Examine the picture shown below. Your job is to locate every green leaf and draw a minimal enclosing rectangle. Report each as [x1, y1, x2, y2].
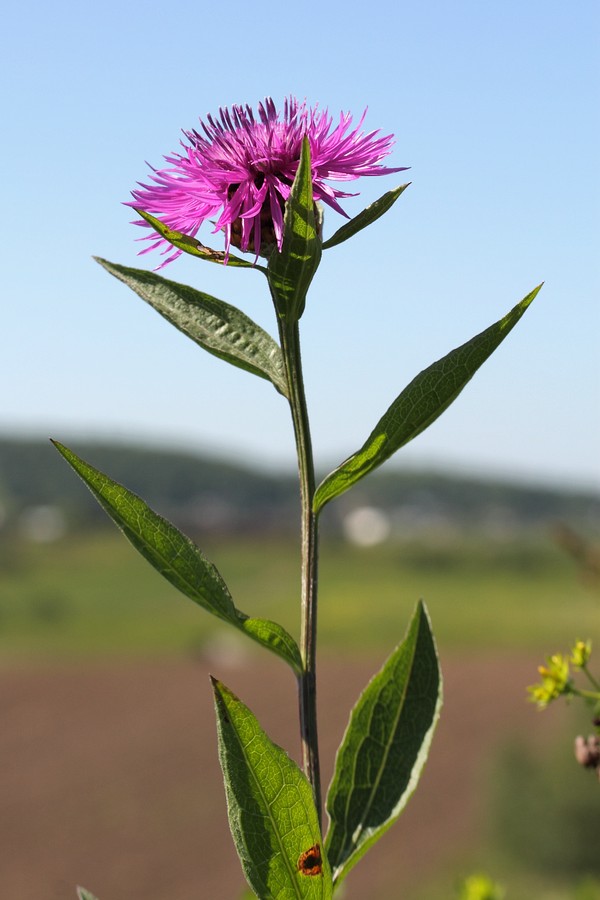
[212, 678, 332, 900]
[321, 183, 410, 250]
[267, 138, 322, 322]
[52, 441, 302, 675]
[135, 208, 267, 271]
[95, 258, 288, 397]
[238, 616, 303, 672]
[76, 889, 99, 900]
[235, 615, 302, 675]
[325, 601, 442, 887]
[314, 284, 542, 512]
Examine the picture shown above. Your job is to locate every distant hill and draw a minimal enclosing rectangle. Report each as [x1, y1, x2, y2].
[0, 437, 598, 538]
[0, 438, 296, 536]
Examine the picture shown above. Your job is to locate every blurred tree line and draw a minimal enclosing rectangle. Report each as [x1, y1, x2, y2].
[0, 437, 598, 539]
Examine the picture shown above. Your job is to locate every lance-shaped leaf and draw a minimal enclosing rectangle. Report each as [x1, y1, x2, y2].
[95, 258, 288, 398]
[314, 284, 542, 512]
[267, 138, 322, 322]
[238, 615, 304, 675]
[212, 678, 332, 900]
[322, 183, 410, 250]
[135, 208, 267, 272]
[52, 442, 302, 675]
[325, 601, 442, 886]
[76, 889, 99, 900]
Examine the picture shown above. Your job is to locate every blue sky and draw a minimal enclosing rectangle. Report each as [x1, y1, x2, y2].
[2, 0, 599, 489]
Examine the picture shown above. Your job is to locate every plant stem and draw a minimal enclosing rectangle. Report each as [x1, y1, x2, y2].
[573, 687, 600, 702]
[278, 316, 322, 827]
[581, 665, 600, 693]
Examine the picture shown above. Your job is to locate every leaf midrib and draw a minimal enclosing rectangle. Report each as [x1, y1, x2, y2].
[226, 698, 306, 900]
[60, 448, 234, 623]
[117, 511, 233, 621]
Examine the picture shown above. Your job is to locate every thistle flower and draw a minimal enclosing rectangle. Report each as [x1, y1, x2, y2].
[128, 97, 406, 266]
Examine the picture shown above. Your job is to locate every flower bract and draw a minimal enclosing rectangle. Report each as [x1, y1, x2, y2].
[128, 97, 406, 266]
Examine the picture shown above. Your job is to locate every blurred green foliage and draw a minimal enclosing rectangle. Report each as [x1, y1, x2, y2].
[491, 736, 600, 878]
[0, 531, 597, 660]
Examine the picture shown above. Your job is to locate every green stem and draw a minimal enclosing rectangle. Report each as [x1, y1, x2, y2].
[573, 687, 600, 702]
[581, 665, 600, 693]
[278, 315, 322, 827]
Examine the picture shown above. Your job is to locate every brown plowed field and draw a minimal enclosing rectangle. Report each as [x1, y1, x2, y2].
[0, 652, 564, 899]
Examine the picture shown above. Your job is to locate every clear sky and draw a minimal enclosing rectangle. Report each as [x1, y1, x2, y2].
[2, 0, 599, 489]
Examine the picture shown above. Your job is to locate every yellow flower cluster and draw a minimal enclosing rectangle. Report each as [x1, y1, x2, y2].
[528, 639, 594, 709]
[570, 639, 592, 669]
[528, 652, 572, 708]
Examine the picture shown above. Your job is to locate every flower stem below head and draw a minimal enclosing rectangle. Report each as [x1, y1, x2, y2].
[277, 315, 322, 828]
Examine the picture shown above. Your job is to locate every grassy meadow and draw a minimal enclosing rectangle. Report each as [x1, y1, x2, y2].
[1, 528, 597, 662]
[2, 527, 599, 899]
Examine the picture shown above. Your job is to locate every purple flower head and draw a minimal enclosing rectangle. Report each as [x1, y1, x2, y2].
[128, 98, 406, 266]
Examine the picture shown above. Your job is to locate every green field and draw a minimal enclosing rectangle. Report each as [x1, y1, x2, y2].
[1, 529, 597, 661]
[2, 529, 599, 900]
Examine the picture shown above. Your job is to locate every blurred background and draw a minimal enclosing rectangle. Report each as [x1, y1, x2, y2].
[1, 1, 599, 898]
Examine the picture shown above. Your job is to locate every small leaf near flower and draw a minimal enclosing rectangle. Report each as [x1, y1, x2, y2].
[135, 209, 263, 270]
[322, 183, 410, 250]
[267, 137, 322, 322]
